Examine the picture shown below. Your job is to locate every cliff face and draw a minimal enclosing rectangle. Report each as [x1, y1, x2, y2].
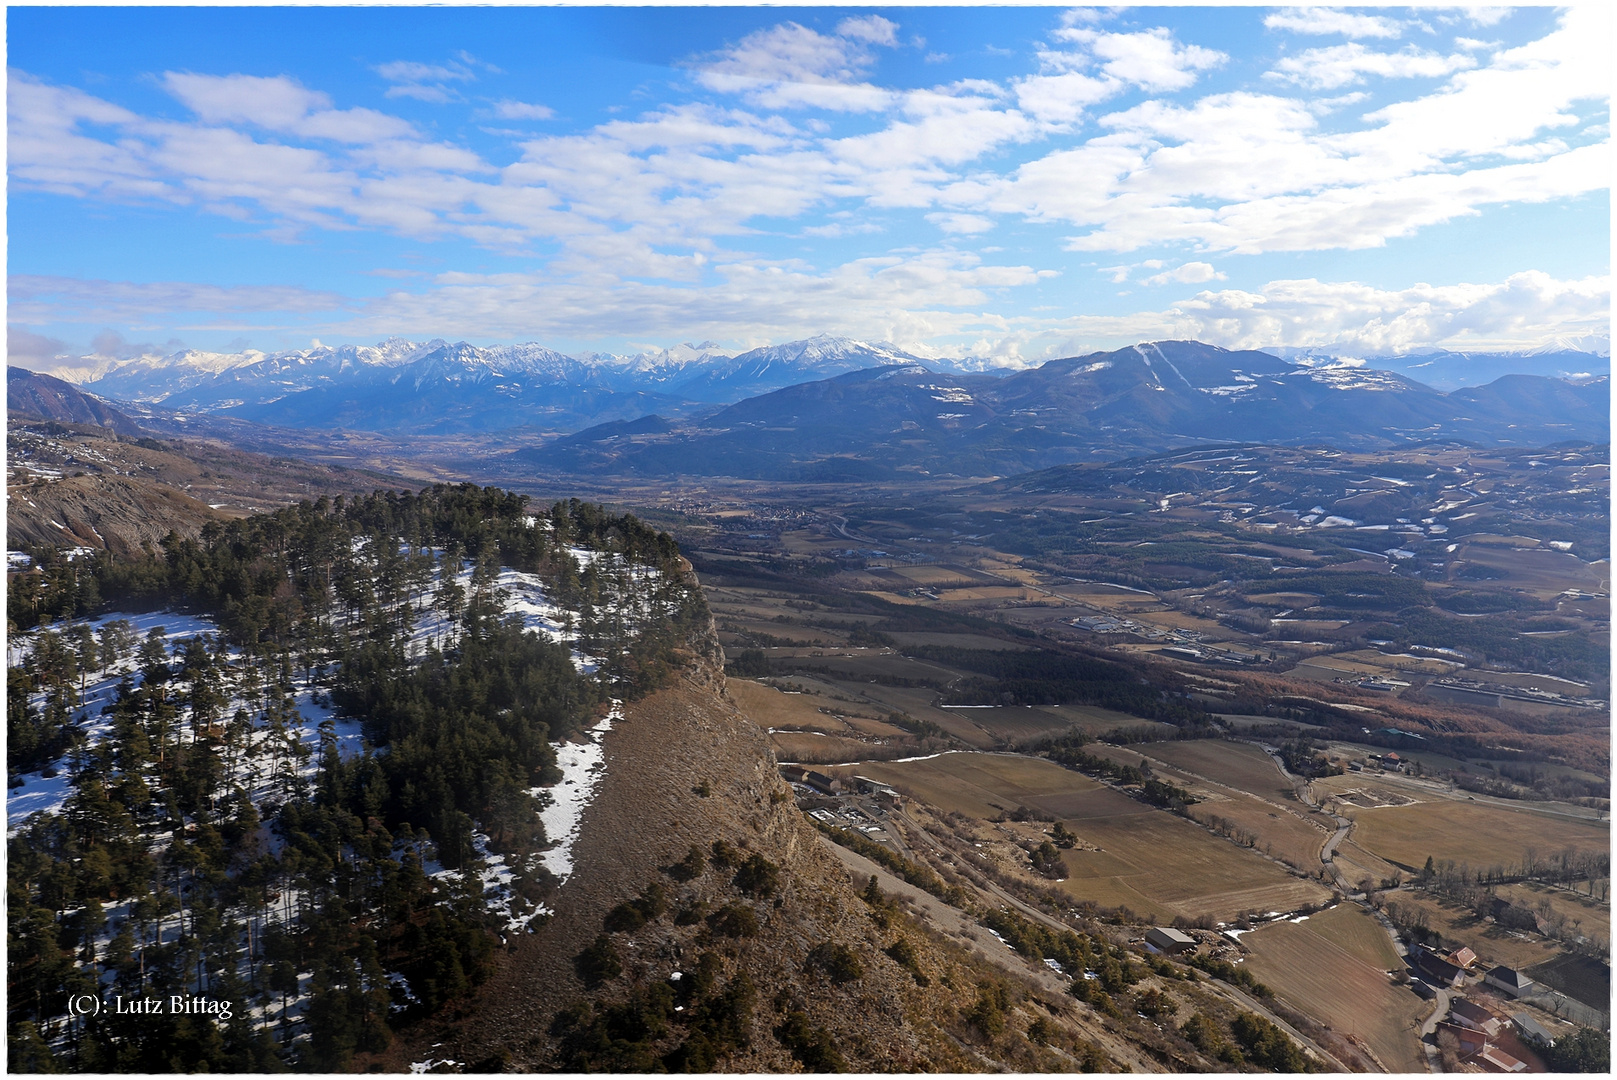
[385, 593, 1199, 1074]
[409, 666, 976, 1070]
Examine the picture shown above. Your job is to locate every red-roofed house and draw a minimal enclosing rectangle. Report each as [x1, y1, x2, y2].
[1450, 997, 1503, 1037]
[1474, 1045, 1527, 1073]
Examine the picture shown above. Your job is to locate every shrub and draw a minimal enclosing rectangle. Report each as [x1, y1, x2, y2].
[573, 934, 622, 988]
[708, 903, 760, 938]
[733, 853, 781, 897]
[776, 1010, 848, 1072]
[805, 942, 864, 984]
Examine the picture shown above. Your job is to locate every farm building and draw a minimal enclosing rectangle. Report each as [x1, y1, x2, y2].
[1450, 997, 1503, 1037]
[1509, 1013, 1554, 1047]
[779, 765, 809, 785]
[1145, 927, 1197, 954]
[1413, 948, 1465, 987]
[1449, 946, 1478, 969]
[1485, 966, 1536, 998]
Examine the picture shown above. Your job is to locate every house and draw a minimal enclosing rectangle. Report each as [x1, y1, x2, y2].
[1509, 1013, 1554, 1047]
[1145, 927, 1197, 954]
[1485, 966, 1535, 998]
[1384, 752, 1402, 765]
[1473, 1045, 1527, 1073]
[1449, 946, 1478, 969]
[1435, 1021, 1487, 1056]
[1413, 949, 1465, 987]
[1450, 997, 1503, 1037]
[779, 765, 809, 785]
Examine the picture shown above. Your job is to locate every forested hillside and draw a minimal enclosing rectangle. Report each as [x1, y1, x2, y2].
[7, 485, 711, 1071]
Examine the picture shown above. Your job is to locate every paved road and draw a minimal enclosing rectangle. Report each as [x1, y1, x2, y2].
[1417, 986, 1451, 1072]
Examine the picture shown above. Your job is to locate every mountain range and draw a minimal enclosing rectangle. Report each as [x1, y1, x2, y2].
[53, 335, 939, 434]
[14, 337, 1609, 480]
[521, 341, 1610, 479]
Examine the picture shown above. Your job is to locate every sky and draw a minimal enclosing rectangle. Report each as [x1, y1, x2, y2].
[6, 4, 1611, 373]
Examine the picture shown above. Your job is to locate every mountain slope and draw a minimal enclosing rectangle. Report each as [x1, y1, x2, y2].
[65, 335, 947, 433]
[517, 341, 1612, 479]
[8, 366, 146, 436]
[6, 416, 406, 554]
[411, 668, 1174, 1073]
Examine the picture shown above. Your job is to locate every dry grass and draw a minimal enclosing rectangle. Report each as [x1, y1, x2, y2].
[728, 679, 853, 733]
[1241, 906, 1427, 1073]
[1146, 740, 1295, 803]
[1347, 799, 1609, 874]
[770, 731, 900, 765]
[1495, 881, 1611, 943]
[848, 752, 1103, 820]
[853, 752, 1331, 921]
[1383, 892, 1563, 971]
[1036, 704, 1169, 737]
[1055, 808, 1331, 922]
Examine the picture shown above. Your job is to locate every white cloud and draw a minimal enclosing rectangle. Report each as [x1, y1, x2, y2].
[1056, 27, 1226, 92]
[1013, 70, 1119, 126]
[162, 73, 418, 143]
[1141, 261, 1224, 286]
[375, 55, 484, 103]
[1268, 44, 1477, 90]
[836, 15, 899, 48]
[336, 249, 1048, 344]
[980, 271, 1610, 361]
[8, 274, 347, 326]
[1264, 7, 1403, 40]
[1161, 272, 1612, 354]
[375, 60, 476, 84]
[492, 99, 555, 121]
[926, 212, 994, 235]
[1465, 8, 1513, 29]
[692, 20, 898, 112]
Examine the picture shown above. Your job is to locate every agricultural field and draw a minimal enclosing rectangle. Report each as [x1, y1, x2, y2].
[1342, 796, 1609, 875]
[730, 679, 858, 732]
[847, 752, 1332, 922]
[846, 751, 1100, 821]
[1146, 739, 1296, 803]
[1241, 905, 1427, 1074]
[770, 731, 893, 766]
[1524, 952, 1612, 1014]
[1054, 804, 1331, 922]
[1383, 892, 1567, 972]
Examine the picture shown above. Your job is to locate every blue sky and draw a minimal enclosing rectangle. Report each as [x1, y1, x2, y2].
[7, 4, 1610, 372]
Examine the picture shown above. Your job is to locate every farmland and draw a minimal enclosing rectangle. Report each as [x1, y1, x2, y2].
[1241, 905, 1428, 1073]
[1147, 739, 1296, 803]
[1382, 892, 1568, 972]
[845, 751, 1332, 923]
[1341, 795, 1609, 875]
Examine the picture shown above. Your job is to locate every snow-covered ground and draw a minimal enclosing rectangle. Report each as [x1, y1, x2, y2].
[536, 702, 619, 881]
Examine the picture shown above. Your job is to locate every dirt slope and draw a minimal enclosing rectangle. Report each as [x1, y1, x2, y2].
[390, 660, 1174, 1072]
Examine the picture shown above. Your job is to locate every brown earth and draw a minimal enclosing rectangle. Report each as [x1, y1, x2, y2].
[388, 663, 1168, 1072]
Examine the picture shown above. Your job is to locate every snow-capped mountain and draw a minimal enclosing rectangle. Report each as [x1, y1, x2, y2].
[61, 334, 940, 430]
[1267, 344, 1610, 392]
